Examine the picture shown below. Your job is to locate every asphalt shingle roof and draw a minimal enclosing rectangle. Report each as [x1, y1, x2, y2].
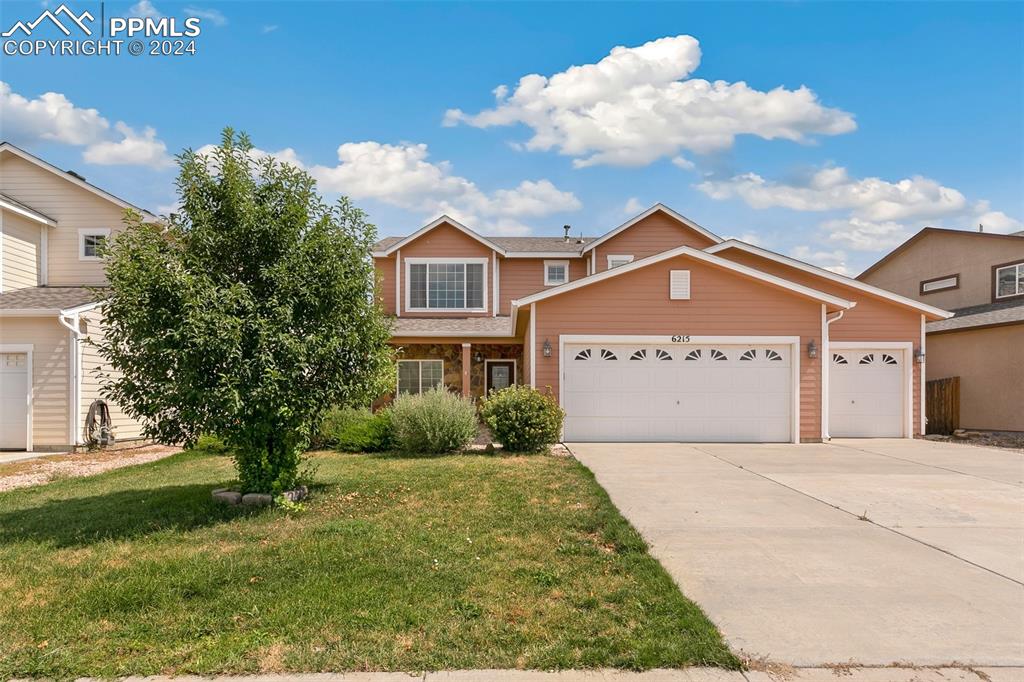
[391, 316, 514, 336]
[373, 235, 593, 254]
[926, 299, 1024, 332]
[0, 287, 101, 311]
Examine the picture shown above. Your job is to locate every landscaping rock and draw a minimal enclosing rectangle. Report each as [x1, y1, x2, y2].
[241, 492, 273, 506]
[281, 485, 308, 502]
[952, 429, 968, 438]
[212, 489, 242, 505]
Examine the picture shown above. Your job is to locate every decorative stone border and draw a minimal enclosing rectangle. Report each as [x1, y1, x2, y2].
[212, 485, 308, 506]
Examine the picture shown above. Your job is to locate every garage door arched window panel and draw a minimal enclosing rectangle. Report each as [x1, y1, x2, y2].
[881, 353, 898, 366]
[629, 349, 647, 361]
[709, 349, 728, 361]
[655, 349, 673, 361]
[765, 349, 783, 362]
[574, 348, 592, 361]
[684, 349, 702, 361]
[600, 348, 618, 361]
[858, 354, 875, 365]
[739, 349, 757, 361]
[833, 353, 848, 365]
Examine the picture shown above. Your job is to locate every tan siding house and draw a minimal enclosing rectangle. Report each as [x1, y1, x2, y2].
[373, 203, 949, 443]
[859, 227, 1024, 432]
[0, 143, 158, 451]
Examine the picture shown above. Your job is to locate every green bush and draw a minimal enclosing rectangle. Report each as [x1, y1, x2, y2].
[480, 385, 564, 453]
[390, 387, 478, 454]
[192, 434, 233, 456]
[315, 406, 394, 452]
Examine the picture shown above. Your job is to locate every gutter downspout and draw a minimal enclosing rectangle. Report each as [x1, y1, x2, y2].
[57, 310, 82, 447]
[821, 308, 845, 441]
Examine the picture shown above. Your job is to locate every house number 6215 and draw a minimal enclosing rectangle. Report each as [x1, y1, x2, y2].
[671, 335, 691, 343]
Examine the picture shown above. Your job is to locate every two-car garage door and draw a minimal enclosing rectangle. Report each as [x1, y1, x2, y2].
[563, 342, 793, 442]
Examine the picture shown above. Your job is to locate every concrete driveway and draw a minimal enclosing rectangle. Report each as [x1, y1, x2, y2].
[569, 439, 1024, 667]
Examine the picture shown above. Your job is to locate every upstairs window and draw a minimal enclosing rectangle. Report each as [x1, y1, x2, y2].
[994, 262, 1024, 300]
[607, 254, 634, 269]
[544, 260, 569, 286]
[920, 274, 959, 295]
[407, 259, 487, 311]
[79, 228, 110, 261]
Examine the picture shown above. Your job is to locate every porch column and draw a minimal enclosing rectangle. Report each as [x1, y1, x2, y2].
[461, 343, 472, 398]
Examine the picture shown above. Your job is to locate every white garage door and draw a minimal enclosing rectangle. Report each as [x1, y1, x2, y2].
[563, 342, 793, 442]
[829, 349, 906, 437]
[0, 352, 29, 450]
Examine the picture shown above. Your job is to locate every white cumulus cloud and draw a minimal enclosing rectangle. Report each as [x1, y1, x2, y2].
[790, 245, 850, 276]
[184, 6, 227, 26]
[444, 35, 856, 168]
[623, 197, 644, 215]
[129, 0, 162, 18]
[198, 140, 581, 236]
[0, 82, 173, 169]
[696, 164, 1022, 251]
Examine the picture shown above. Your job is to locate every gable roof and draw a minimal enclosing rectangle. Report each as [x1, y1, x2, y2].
[372, 215, 507, 257]
[580, 203, 722, 253]
[857, 227, 1024, 280]
[0, 142, 161, 223]
[0, 192, 57, 226]
[512, 243, 854, 310]
[706, 240, 952, 320]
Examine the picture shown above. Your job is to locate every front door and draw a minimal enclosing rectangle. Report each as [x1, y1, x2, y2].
[485, 361, 515, 395]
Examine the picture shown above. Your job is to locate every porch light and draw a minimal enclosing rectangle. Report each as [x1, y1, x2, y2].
[474, 350, 483, 363]
[914, 349, 925, 364]
[807, 339, 817, 359]
[542, 339, 552, 357]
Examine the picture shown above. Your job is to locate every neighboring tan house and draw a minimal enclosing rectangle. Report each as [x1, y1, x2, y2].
[0, 142, 157, 451]
[374, 205, 951, 443]
[858, 227, 1024, 432]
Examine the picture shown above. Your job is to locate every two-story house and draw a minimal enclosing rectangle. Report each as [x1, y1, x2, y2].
[374, 205, 952, 443]
[859, 227, 1024, 432]
[0, 142, 154, 451]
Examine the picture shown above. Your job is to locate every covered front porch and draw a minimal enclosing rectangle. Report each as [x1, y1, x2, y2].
[389, 315, 528, 400]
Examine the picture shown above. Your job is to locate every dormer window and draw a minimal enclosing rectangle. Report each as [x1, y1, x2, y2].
[406, 258, 488, 312]
[544, 260, 569, 286]
[78, 228, 110, 261]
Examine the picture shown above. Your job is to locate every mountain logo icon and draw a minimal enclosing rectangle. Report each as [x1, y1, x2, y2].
[2, 4, 95, 38]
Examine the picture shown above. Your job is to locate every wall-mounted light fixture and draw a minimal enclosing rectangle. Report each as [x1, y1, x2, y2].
[474, 350, 483, 364]
[807, 339, 818, 359]
[542, 339, 552, 357]
[914, 349, 925, 364]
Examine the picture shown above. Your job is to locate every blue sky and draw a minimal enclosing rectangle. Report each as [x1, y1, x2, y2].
[2, 1, 1022, 274]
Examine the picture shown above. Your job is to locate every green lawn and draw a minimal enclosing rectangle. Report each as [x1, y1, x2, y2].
[0, 449, 737, 678]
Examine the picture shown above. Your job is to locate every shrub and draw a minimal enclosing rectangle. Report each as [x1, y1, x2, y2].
[193, 434, 233, 456]
[390, 388, 478, 454]
[480, 385, 564, 453]
[315, 406, 394, 452]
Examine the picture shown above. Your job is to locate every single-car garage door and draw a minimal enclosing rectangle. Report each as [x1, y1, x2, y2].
[829, 348, 907, 437]
[1, 352, 29, 450]
[563, 341, 793, 442]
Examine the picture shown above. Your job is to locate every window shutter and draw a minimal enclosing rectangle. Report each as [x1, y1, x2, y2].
[670, 270, 691, 300]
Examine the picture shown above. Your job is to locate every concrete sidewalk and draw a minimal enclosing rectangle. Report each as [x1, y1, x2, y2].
[65, 667, 1024, 681]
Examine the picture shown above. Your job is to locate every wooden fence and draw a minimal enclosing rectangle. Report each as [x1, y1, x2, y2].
[926, 376, 960, 434]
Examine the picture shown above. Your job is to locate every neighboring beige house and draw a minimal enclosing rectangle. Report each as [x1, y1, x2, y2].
[859, 227, 1024, 432]
[0, 142, 158, 451]
[374, 205, 951, 443]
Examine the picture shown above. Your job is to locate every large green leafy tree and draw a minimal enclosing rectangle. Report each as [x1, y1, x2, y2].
[99, 129, 394, 493]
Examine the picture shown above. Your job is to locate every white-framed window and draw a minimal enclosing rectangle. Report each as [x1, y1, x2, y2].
[405, 258, 488, 311]
[543, 260, 569, 286]
[397, 359, 444, 395]
[607, 254, 634, 269]
[78, 228, 111, 261]
[994, 261, 1024, 299]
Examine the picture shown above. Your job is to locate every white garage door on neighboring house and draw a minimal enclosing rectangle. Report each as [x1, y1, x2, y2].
[0, 352, 30, 450]
[562, 340, 794, 443]
[829, 347, 908, 438]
